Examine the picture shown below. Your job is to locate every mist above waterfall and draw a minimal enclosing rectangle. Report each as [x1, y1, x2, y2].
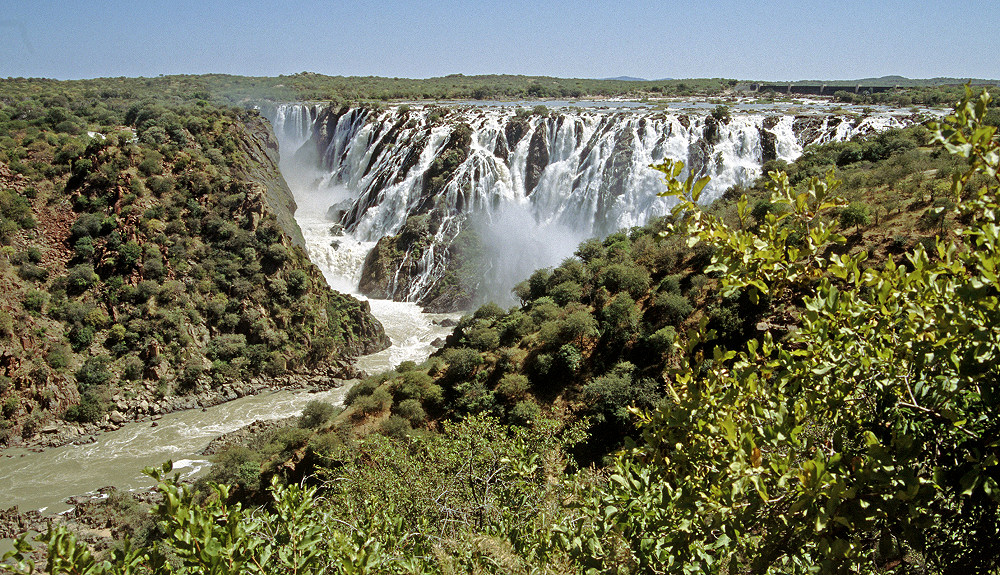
[470, 204, 588, 307]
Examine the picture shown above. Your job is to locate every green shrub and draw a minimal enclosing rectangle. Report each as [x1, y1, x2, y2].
[286, 269, 310, 295]
[395, 360, 417, 373]
[73, 236, 95, 260]
[17, 262, 49, 282]
[599, 263, 650, 298]
[647, 326, 677, 356]
[45, 342, 71, 369]
[496, 373, 530, 401]
[68, 324, 95, 352]
[117, 240, 142, 269]
[466, 326, 500, 351]
[76, 355, 112, 388]
[839, 201, 871, 230]
[548, 280, 581, 306]
[67, 263, 99, 293]
[499, 310, 535, 345]
[351, 387, 391, 419]
[600, 293, 640, 343]
[394, 399, 426, 426]
[344, 377, 382, 405]
[178, 360, 205, 391]
[64, 391, 106, 423]
[453, 380, 498, 415]
[653, 292, 693, 326]
[380, 415, 412, 438]
[472, 301, 504, 321]
[207, 334, 247, 361]
[122, 354, 144, 381]
[510, 400, 541, 426]
[299, 400, 338, 429]
[70, 213, 104, 240]
[21, 415, 39, 439]
[0, 310, 12, 338]
[394, 370, 435, 401]
[658, 274, 682, 295]
[204, 446, 261, 491]
[2, 396, 17, 418]
[528, 297, 560, 324]
[442, 347, 483, 380]
[23, 289, 47, 313]
[556, 343, 582, 374]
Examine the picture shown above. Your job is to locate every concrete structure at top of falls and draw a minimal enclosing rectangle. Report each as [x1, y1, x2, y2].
[260, 101, 912, 311]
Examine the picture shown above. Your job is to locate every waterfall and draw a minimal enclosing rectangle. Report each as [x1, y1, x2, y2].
[265, 103, 320, 153]
[261, 102, 911, 309]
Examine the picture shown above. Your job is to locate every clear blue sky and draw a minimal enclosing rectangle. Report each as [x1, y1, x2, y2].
[1, 0, 997, 81]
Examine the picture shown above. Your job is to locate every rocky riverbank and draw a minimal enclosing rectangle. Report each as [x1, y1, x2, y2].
[200, 416, 298, 456]
[0, 486, 164, 562]
[3, 364, 363, 454]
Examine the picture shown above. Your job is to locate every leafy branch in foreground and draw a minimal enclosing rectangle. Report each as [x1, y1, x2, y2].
[568, 87, 1000, 573]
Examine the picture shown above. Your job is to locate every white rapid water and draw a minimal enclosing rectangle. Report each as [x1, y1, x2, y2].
[260, 101, 912, 307]
[291, 181, 457, 375]
[0, 386, 351, 515]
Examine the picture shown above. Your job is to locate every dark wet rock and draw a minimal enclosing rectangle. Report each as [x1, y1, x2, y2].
[793, 115, 827, 146]
[421, 289, 474, 314]
[593, 132, 636, 235]
[0, 506, 46, 539]
[525, 122, 549, 195]
[759, 127, 778, 163]
[504, 117, 529, 149]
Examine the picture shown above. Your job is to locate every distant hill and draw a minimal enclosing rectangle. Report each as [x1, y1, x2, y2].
[602, 76, 676, 82]
[761, 76, 999, 87]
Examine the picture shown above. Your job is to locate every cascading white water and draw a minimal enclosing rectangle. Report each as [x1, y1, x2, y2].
[290, 179, 457, 375]
[264, 102, 320, 152]
[262, 101, 911, 307]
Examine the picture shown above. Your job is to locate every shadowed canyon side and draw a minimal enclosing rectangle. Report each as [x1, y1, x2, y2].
[262, 103, 911, 311]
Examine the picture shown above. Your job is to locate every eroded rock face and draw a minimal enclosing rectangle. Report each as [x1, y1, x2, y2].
[793, 115, 827, 146]
[494, 116, 529, 163]
[595, 133, 636, 235]
[525, 122, 549, 195]
[233, 113, 305, 247]
[703, 115, 722, 145]
[687, 138, 714, 180]
[357, 212, 477, 313]
[358, 235, 403, 300]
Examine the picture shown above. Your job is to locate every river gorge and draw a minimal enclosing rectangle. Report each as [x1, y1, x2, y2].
[1, 96, 918, 521]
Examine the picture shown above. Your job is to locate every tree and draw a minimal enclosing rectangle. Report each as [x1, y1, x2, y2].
[839, 201, 870, 231]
